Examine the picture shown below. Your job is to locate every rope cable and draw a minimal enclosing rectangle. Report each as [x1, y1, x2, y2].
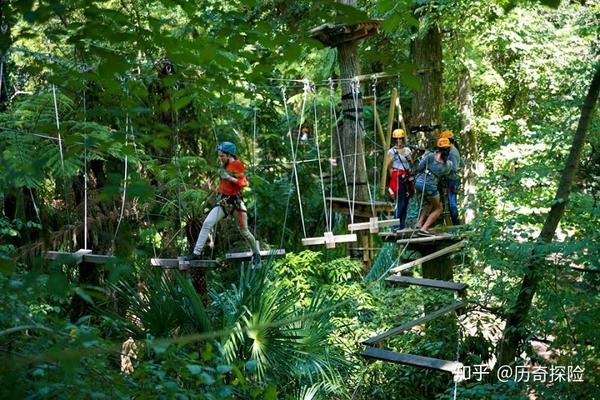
[310, 82, 330, 232]
[329, 78, 353, 225]
[82, 87, 88, 250]
[284, 83, 308, 237]
[250, 84, 258, 237]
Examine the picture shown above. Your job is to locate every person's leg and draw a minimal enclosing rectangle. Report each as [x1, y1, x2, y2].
[397, 181, 408, 229]
[234, 202, 260, 257]
[417, 203, 431, 229]
[448, 179, 460, 225]
[192, 206, 225, 255]
[422, 196, 442, 231]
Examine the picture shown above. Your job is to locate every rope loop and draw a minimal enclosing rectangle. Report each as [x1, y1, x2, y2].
[327, 77, 334, 91]
[1, 24, 8, 34]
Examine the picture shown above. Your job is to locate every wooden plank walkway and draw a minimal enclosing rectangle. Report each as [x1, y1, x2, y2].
[362, 301, 467, 345]
[46, 250, 116, 265]
[150, 258, 216, 269]
[361, 347, 463, 374]
[386, 275, 468, 294]
[225, 249, 286, 260]
[390, 241, 465, 273]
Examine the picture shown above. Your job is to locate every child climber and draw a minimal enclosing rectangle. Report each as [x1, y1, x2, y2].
[184, 141, 261, 267]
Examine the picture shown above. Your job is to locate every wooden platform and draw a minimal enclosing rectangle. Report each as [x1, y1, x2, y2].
[325, 197, 393, 218]
[361, 347, 463, 374]
[386, 275, 468, 294]
[150, 258, 217, 269]
[225, 249, 286, 260]
[363, 301, 466, 346]
[46, 250, 116, 265]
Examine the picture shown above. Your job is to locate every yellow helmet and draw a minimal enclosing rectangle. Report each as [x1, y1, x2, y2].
[441, 130, 454, 139]
[437, 137, 451, 148]
[392, 129, 406, 139]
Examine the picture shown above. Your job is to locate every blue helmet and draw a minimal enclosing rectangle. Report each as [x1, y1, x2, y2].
[217, 141, 236, 156]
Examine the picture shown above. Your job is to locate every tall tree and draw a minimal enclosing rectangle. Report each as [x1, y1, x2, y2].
[496, 64, 600, 367]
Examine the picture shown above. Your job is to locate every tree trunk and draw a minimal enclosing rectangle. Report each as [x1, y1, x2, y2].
[496, 64, 600, 368]
[410, 16, 447, 280]
[410, 21, 443, 148]
[457, 66, 482, 223]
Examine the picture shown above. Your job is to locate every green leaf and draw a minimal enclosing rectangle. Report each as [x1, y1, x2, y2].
[74, 287, 94, 304]
[47, 272, 69, 297]
[539, 0, 561, 8]
[186, 364, 203, 375]
[0, 256, 16, 275]
[264, 385, 277, 400]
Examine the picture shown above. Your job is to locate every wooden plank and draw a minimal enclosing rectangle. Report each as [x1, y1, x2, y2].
[394, 233, 464, 245]
[83, 254, 117, 264]
[150, 258, 216, 269]
[348, 218, 400, 232]
[386, 275, 468, 293]
[390, 241, 465, 273]
[225, 249, 286, 260]
[362, 301, 466, 345]
[46, 250, 90, 265]
[301, 233, 357, 246]
[361, 347, 463, 374]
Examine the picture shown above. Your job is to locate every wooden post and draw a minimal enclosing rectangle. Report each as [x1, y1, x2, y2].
[379, 88, 397, 196]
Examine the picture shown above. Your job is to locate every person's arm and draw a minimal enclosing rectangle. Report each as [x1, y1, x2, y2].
[415, 153, 429, 173]
[385, 149, 393, 174]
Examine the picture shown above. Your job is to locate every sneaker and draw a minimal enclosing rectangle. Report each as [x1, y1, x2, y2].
[251, 253, 261, 269]
[181, 253, 201, 262]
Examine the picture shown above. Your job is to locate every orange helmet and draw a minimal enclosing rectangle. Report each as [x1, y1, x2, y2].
[441, 130, 454, 139]
[392, 129, 406, 139]
[437, 137, 451, 148]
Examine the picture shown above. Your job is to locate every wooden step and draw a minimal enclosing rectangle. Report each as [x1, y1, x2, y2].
[150, 258, 216, 269]
[225, 249, 286, 260]
[361, 347, 462, 374]
[390, 240, 465, 273]
[386, 275, 468, 293]
[362, 301, 466, 345]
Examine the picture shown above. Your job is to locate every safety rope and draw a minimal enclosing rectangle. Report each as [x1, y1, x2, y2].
[82, 84, 88, 250]
[371, 76, 378, 199]
[249, 83, 258, 237]
[351, 77, 377, 217]
[282, 83, 308, 237]
[310, 82, 330, 232]
[50, 79, 73, 231]
[329, 78, 353, 226]
[112, 112, 130, 250]
[278, 86, 296, 249]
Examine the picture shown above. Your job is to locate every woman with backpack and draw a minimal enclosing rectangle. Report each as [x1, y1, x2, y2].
[184, 141, 261, 266]
[414, 137, 456, 235]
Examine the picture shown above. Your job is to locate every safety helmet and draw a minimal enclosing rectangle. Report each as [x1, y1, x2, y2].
[437, 137, 451, 148]
[441, 130, 454, 139]
[392, 129, 406, 139]
[217, 141, 236, 156]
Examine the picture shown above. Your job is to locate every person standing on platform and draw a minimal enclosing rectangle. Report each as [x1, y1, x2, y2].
[386, 129, 413, 232]
[414, 138, 456, 235]
[440, 130, 463, 226]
